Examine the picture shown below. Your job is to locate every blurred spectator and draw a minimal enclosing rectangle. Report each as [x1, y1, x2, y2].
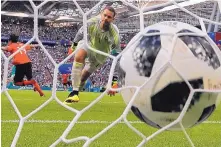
[1, 16, 135, 88]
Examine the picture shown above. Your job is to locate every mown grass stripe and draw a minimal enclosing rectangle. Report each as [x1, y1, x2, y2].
[2, 120, 221, 124]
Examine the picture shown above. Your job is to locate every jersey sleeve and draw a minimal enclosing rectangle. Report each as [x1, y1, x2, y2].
[6, 45, 13, 52]
[18, 43, 31, 51]
[73, 16, 99, 43]
[111, 24, 121, 53]
[25, 44, 31, 50]
[73, 26, 84, 43]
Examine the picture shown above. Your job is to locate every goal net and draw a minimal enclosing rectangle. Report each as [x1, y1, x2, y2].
[1, 0, 221, 147]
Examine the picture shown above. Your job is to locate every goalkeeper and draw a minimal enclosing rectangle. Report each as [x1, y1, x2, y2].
[64, 6, 120, 104]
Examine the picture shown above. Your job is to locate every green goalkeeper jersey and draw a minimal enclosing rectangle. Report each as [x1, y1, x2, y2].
[73, 16, 121, 63]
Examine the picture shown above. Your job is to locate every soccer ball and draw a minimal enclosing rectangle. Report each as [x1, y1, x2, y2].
[119, 21, 221, 130]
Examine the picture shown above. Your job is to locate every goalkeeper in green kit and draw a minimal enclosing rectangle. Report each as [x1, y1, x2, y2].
[64, 6, 121, 104]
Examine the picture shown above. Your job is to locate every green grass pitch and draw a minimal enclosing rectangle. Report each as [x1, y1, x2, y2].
[1, 90, 221, 147]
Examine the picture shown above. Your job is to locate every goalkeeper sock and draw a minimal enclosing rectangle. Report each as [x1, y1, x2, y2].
[71, 61, 84, 91]
[79, 69, 92, 91]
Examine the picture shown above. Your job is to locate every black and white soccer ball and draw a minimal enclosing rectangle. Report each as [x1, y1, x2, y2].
[119, 21, 221, 130]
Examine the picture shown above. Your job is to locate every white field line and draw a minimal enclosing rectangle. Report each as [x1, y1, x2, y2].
[1, 120, 221, 124]
[2, 99, 123, 104]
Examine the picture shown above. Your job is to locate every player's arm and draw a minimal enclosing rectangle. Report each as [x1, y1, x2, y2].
[26, 44, 39, 51]
[71, 26, 84, 50]
[2, 43, 38, 52]
[1, 46, 8, 51]
[112, 35, 121, 55]
[108, 25, 121, 96]
[111, 24, 121, 56]
[30, 44, 39, 48]
[2, 45, 13, 52]
[71, 19, 95, 50]
[20, 44, 38, 51]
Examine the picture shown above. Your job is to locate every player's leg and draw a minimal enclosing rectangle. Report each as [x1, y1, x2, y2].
[13, 64, 39, 91]
[67, 81, 71, 89]
[79, 69, 91, 91]
[66, 74, 72, 90]
[62, 74, 69, 91]
[14, 63, 34, 86]
[63, 83, 67, 91]
[64, 48, 87, 104]
[13, 64, 26, 86]
[7, 74, 15, 88]
[79, 61, 101, 91]
[25, 62, 44, 97]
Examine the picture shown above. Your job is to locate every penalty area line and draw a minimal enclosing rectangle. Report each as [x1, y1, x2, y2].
[1, 120, 221, 124]
[7, 99, 123, 104]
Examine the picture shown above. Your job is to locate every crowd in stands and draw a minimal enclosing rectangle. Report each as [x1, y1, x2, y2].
[1, 17, 134, 89]
[1, 17, 78, 42]
[1, 17, 221, 89]
[120, 32, 137, 44]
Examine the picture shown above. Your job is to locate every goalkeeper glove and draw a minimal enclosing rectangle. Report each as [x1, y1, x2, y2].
[71, 42, 78, 51]
[107, 82, 118, 97]
[111, 49, 118, 56]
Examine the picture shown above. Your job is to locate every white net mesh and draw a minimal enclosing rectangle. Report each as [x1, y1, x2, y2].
[1, 0, 221, 147]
